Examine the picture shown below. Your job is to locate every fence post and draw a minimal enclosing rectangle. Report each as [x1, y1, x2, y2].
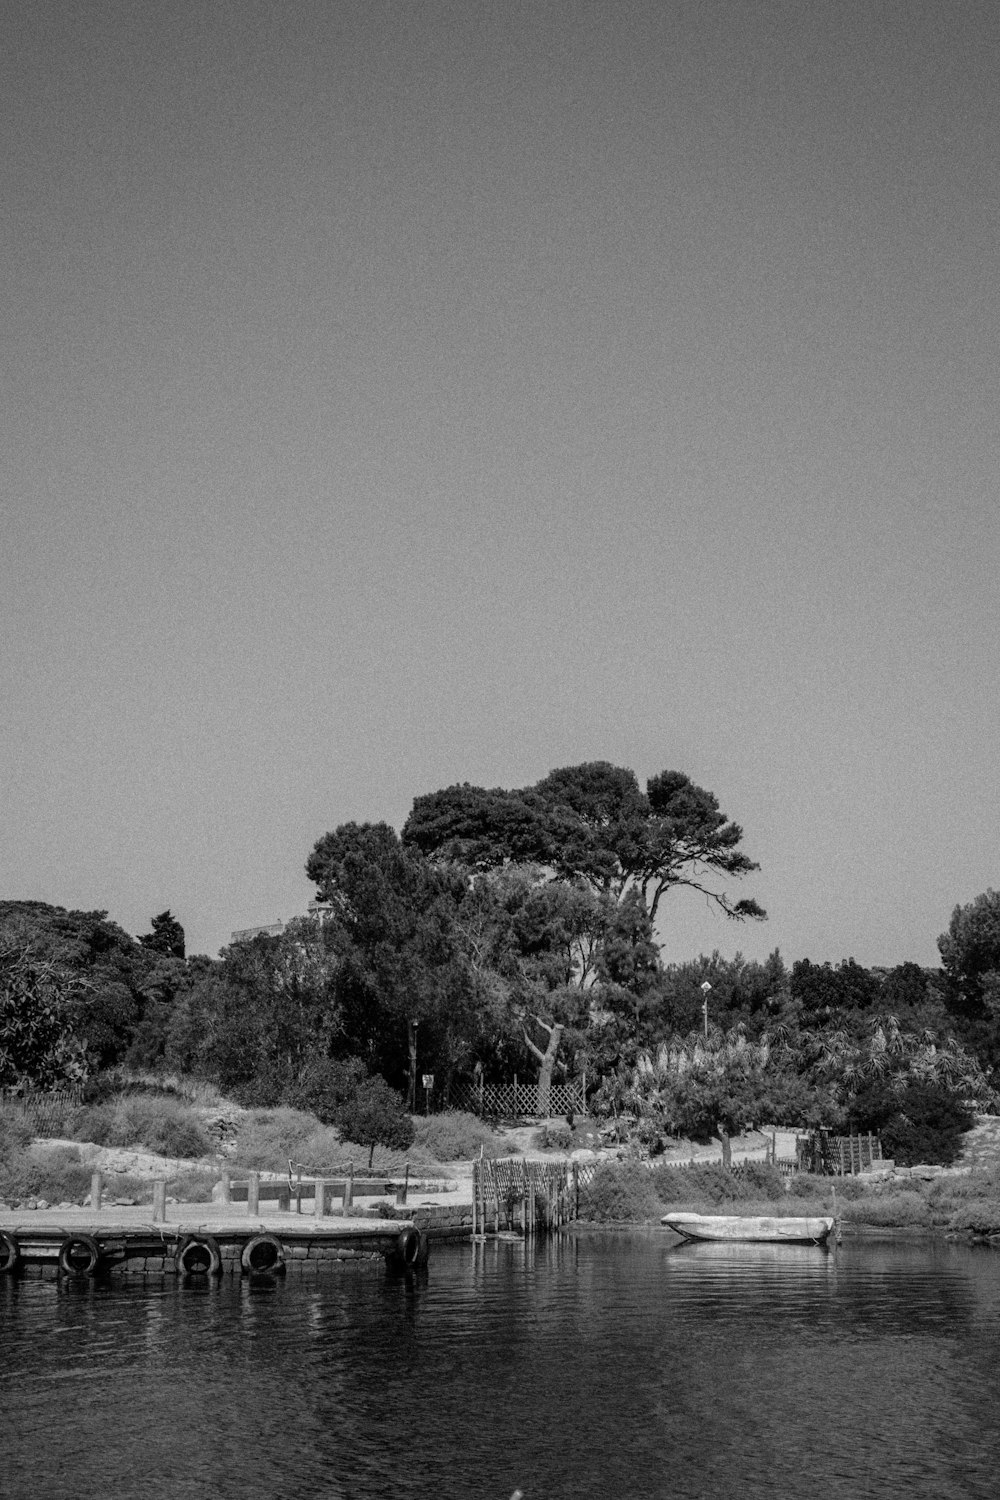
[314, 1179, 327, 1219]
[344, 1163, 354, 1209]
[152, 1180, 167, 1223]
[219, 1170, 231, 1204]
[513, 1075, 518, 1117]
[90, 1172, 103, 1212]
[247, 1171, 260, 1214]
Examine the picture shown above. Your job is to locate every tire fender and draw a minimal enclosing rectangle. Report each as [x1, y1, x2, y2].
[176, 1235, 223, 1277]
[0, 1230, 20, 1274]
[395, 1227, 421, 1268]
[58, 1234, 101, 1277]
[241, 1234, 285, 1275]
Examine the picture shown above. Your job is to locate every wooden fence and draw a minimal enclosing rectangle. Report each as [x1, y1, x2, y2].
[452, 1080, 586, 1120]
[0, 1086, 83, 1133]
[473, 1156, 577, 1236]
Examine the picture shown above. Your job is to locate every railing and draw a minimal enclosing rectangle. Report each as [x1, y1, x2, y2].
[451, 1080, 586, 1120]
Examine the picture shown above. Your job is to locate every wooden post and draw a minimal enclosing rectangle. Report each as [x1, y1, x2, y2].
[152, 1179, 167, 1223]
[344, 1163, 354, 1209]
[90, 1171, 103, 1212]
[472, 1162, 478, 1239]
[296, 1167, 302, 1214]
[573, 1162, 579, 1221]
[219, 1170, 232, 1204]
[247, 1171, 260, 1215]
[314, 1179, 327, 1219]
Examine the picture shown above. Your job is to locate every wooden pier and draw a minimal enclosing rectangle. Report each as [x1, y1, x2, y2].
[0, 1167, 436, 1279]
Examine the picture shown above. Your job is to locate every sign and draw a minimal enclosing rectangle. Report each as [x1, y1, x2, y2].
[422, 1074, 434, 1089]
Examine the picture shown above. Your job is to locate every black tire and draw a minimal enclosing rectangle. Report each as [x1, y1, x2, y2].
[241, 1234, 285, 1275]
[58, 1234, 101, 1277]
[176, 1235, 223, 1277]
[0, 1230, 20, 1275]
[396, 1227, 421, 1268]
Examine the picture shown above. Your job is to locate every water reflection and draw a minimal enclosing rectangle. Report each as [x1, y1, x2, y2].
[2, 1235, 1000, 1498]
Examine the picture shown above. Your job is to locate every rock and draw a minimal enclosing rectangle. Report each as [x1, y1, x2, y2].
[36, 1199, 49, 1210]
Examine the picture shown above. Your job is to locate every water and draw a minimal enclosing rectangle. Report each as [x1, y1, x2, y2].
[2, 1232, 1000, 1499]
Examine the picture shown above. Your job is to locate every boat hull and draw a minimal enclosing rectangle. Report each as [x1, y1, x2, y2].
[661, 1213, 834, 1245]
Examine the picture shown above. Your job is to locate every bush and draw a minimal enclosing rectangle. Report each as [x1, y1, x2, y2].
[947, 1203, 1000, 1235]
[0, 1106, 32, 1164]
[70, 1102, 116, 1145]
[413, 1111, 503, 1162]
[849, 1080, 974, 1166]
[839, 1191, 931, 1228]
[0, 1144, 93, 1205]
[533, 1121, 574, 1152]
[105, 1096, 213, 1158]
[232, 1109, 322, 1171]
[578, 1160, 664, 1223]
[652, 1161, 784, 1206]
[165, 1168, 218, 1202]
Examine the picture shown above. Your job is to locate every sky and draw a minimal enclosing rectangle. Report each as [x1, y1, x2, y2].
[3, 0, 999, 969]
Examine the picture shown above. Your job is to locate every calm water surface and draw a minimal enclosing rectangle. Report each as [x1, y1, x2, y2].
[2, 1231, 999, 1499]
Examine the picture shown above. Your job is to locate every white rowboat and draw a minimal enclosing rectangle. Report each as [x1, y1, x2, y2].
[661, 1213, 835, 1245]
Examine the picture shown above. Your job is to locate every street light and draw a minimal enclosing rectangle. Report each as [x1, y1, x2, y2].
[700, 981, 712, 1039]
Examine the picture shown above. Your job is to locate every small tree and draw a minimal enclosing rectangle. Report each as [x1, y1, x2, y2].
[0, 946, 90, 1089]
[335, 1075, 415, 1168]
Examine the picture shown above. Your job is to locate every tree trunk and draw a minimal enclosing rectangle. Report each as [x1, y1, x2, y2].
[522, 1016, 564, 1118]
[719, 1125, 732, 1170]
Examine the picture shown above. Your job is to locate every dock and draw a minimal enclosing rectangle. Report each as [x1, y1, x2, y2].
[0, 1202, 430, 1277]
[0, 1164, 477, 1278]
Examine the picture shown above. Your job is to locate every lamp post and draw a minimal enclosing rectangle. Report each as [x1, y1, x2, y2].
[408, 1019, 419, 1112]
[701, 981, 712, 1040]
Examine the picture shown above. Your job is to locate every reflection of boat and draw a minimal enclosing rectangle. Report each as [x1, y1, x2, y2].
[661, 1213, 834, 1245]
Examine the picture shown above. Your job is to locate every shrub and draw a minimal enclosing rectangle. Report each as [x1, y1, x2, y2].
[652, 1161, 784, 1206]
[70, 1102, 116, 1145]
[413, 1111, 503, 1162]
[948, 1203, 1000, 1235]
[105, 1096, 213, 1159]
[232, 1109, 321, 1171]
[849, 1080, 974, 1166]
[165, 1168, 217, 1202]
[534, 1121, 574, 1152]
[0, 1106, 32, 1164]
[578, 1160, 663, 1223]
[0, 1144, 93, 1205]
[839, 1191, 931, 1228]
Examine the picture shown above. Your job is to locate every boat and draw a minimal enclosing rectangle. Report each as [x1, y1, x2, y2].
[661, 1213, 835, 1245]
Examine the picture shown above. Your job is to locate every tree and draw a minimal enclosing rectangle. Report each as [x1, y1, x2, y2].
[521, 1013, 564, 1115]
[335, 1074, 415, 1168]
[0, 901, 161, 1067]
[139, 910, 186, 960]
[403, 761, 765, 926]
[306, 822, 482, 1100]
[0, 946, 91, 1089]
[193, 918, 343, 1103]
[938, 889, 1000, 1017]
